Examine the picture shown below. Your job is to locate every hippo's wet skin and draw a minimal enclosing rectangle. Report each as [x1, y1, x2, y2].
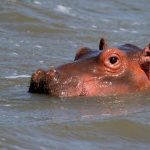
[29, 38, 150, 97]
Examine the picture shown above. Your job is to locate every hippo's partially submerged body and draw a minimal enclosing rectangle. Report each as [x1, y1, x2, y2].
[29, 38, 150, 97]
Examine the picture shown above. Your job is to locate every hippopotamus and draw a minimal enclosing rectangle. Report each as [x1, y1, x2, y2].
[29, 38, 150, 97]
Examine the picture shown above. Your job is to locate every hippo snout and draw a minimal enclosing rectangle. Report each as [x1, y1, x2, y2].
[29, 69, 46, 93]
[29, 68, 85, 97]
[29, 69, 59, 94]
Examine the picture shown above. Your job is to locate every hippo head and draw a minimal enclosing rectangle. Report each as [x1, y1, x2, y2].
[29, 38, 150, 97]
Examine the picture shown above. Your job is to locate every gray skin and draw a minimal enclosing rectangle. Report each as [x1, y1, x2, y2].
[29, 38, 150, 97]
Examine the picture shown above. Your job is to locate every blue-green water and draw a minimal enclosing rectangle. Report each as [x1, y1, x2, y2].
[0, 0, 150, 149]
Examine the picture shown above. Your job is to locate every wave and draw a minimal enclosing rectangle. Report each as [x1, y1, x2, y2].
[4, 75, 30, 79]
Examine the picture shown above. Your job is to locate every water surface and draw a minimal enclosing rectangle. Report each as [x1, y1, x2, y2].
[0, 0, 150, 149]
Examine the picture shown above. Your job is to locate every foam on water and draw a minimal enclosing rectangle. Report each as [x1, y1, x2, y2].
[3, 104, 12, 107]
[15, 43, 20, 47]
[55, 5, 72, 15]
[11, 52, 18, 56]
[33, 1, 41, 5]
[39, 60, 44, 64]
[120, 28, 128, 32]
[4, 75, 30, 79]
[34, 45, 43, 49]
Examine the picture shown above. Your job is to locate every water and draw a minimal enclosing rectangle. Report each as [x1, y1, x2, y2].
[0, 0, 150, 149]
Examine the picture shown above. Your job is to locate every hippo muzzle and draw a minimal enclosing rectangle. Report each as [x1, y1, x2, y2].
[29, 68, 84, 97]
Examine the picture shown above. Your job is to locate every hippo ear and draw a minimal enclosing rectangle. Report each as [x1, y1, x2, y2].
[99, 38, 108, 50]
[74, 47, 92, 61]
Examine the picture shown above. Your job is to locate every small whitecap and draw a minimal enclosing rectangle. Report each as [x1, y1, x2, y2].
[12, 52, 18, 56]
[113, 30, 118, 33]
[35, 45, 42, 49]
[34, 1, 41, 5]
[120, 28, 127, 32]
[39, 60, 44, 64]
[131, 30, 138, 34]
[15, 43, 20, 47]
[55, 5, 72, 15]
[92, 25, 97, 29]
[4, 75, 30, 79]
[3, 104, 11, 107]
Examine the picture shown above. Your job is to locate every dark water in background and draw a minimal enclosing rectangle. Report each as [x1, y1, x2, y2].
[0, 0, 150, 149]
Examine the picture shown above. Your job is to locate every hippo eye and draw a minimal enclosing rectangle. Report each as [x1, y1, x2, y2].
[109, 56, 119, 64]
[102, 49, 123, 71]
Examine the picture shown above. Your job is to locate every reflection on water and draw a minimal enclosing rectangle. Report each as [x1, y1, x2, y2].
[0, 0, 150, 149]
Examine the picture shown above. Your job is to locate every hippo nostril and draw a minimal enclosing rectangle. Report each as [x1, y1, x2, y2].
[146, 51, 150, 56]
[32, 69, 45, 81]
[143, 43, 150, 56]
